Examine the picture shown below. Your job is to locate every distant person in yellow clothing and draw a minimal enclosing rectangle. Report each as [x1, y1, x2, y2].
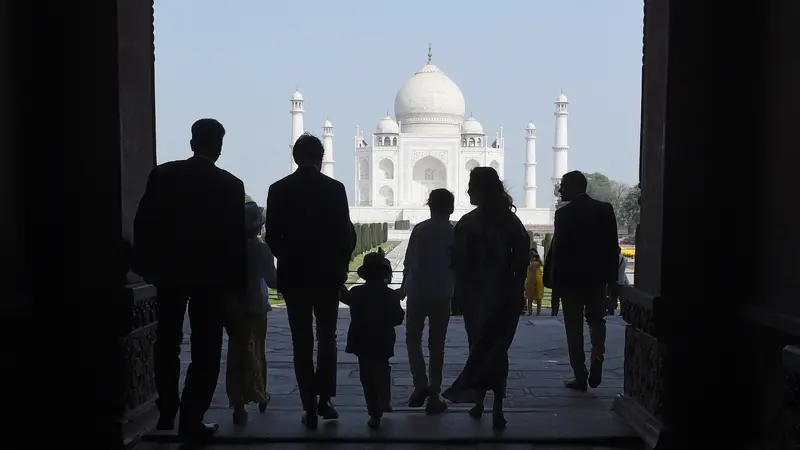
[525, 248, 545, 316]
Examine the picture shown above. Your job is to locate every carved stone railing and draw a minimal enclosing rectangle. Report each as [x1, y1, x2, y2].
[118, 282, 158, 438]
[777, 345, 800, 448]
[614, 285, 667, 449]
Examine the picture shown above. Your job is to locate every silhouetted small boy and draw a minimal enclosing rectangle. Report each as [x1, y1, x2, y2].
[341, 248, 405, 429]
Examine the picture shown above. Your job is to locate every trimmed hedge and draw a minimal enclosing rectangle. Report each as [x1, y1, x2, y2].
[395, 219, 411, 230]
[543, 233, 553, 258]
[351, 222, 390, 260]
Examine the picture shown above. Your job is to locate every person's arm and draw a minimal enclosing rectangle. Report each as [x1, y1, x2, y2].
[260, 243, 278, 289]
[339, 286, 356, 307]
[603, 203, 620, 284]
[228, 179, 248, 295]
[400, 225, 420, 291]
[264, 184, 285, 260]
[331, 182, 355, 264]
[391, 290, 405, 326]
[542, 209, 561, 289]
[132, 168, 162, 283]
[510, 216, 532, 293]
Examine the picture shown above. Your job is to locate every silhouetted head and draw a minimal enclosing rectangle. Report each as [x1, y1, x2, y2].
[190, 118, 226, 162]
[244, 201, 264, 239]
[467, 166, 515, 212]
[357, 248, 392, 283]
[427, 188, 455, 219]
[293, 133, 324, 170]
[559, 170, 588, 202]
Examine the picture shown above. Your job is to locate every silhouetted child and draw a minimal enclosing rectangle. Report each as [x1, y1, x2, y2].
[226, 201, 277, 425]
[341, 248, 405, 429]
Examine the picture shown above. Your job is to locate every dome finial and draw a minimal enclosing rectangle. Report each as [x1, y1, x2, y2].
[427, 42, 433, 63]
[386, 108, 389, 117]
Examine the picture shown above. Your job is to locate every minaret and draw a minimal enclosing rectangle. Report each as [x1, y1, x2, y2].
[523, 121, 537, 208]
[551, 91, 569, 204]
[289, 89, 305, 173]
[322, 119, 334, 178]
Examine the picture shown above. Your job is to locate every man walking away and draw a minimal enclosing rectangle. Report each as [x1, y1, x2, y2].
[547, 171, 619, 392]
[398, 188, 455, 414]
[134, 118, 247, 441]
[265, 133, 356, 429]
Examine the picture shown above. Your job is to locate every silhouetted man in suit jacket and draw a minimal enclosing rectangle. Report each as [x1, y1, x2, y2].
[265, 133, 356, 429]
[133, 119, 247, 440]
[544, 170, 619, 392]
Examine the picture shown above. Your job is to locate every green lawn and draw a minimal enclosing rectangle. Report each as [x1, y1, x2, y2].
[347, 241, 401, 284]
[267, 240, 402, 306]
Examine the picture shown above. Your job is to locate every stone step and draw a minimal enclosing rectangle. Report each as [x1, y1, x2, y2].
[141, 409, 640, 445]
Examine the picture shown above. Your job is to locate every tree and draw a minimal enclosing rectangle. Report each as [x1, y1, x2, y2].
[617, 183, 641, 229]
[554, 172, 633, 227]
[245, 193, 255, 203]
[553, 183, 566, 210]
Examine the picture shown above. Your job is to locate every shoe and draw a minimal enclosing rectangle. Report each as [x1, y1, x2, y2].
[178, 422, 219, 442]
[380, 402, 394, 413]
[468, 403, 484, 418]
[156, 416, 175, 431]
[563, 377, 588, 392]
[232, 407, 247, 426]
[492, 410, 507, 430]
[258, 394, 271, 413]
[367, 416, 381, 430]
[407, 386, 431, 408]
[301, 412, 318, 430]
[588, 358, 603, 388]
[425, 395, 448, 415]
[317, 400, 339, 420]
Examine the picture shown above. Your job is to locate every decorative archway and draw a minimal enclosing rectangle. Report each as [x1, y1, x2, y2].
[465, 159, 479, 172]
[412, 156, 447, 205]
[489, 160, 500, 172]
[378, 158, 394, 180]
[358, 184, 371, 206]
[378, 185, 395, 206]
[359, 158, 370, 180]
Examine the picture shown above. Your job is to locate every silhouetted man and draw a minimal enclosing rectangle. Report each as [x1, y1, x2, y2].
[265, 133, 356, 429]
[544, 170, 619, 392]
[133, 119, 247, 440]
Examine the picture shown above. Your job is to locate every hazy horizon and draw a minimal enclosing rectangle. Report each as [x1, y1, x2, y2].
[154, 0, 644, 208]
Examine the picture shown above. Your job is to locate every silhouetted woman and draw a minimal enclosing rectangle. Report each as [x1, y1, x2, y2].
[442, 167, 530, 430]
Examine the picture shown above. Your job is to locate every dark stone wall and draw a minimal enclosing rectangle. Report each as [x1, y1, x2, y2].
[619, 0, 800, 448]
[4, 0, 158, 447]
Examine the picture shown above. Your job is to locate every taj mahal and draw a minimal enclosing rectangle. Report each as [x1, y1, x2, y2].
[287, 45, 569, 226]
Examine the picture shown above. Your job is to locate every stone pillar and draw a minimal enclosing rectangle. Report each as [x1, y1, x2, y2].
[615, 0, 800, 448]
[4, 0, 158, 446]
[116, 0, 160, 443]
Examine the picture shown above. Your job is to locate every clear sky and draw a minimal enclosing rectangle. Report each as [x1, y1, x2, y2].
[154, 0, 643, 208]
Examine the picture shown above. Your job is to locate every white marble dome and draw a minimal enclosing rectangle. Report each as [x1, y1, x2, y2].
[292, 90, 304, 101]
[394, 63, 466, 126]
[323, 119, 333, 128]
[556, 92, 568, 103]
[461, 117, 484, 134]
[376, 116, 399, 133]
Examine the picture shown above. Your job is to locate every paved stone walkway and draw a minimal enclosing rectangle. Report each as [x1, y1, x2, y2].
[146, 236, 634, 444]
[183, 309, 625, 413]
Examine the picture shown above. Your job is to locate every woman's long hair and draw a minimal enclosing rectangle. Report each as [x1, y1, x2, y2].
[469, 167, 516, 215]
